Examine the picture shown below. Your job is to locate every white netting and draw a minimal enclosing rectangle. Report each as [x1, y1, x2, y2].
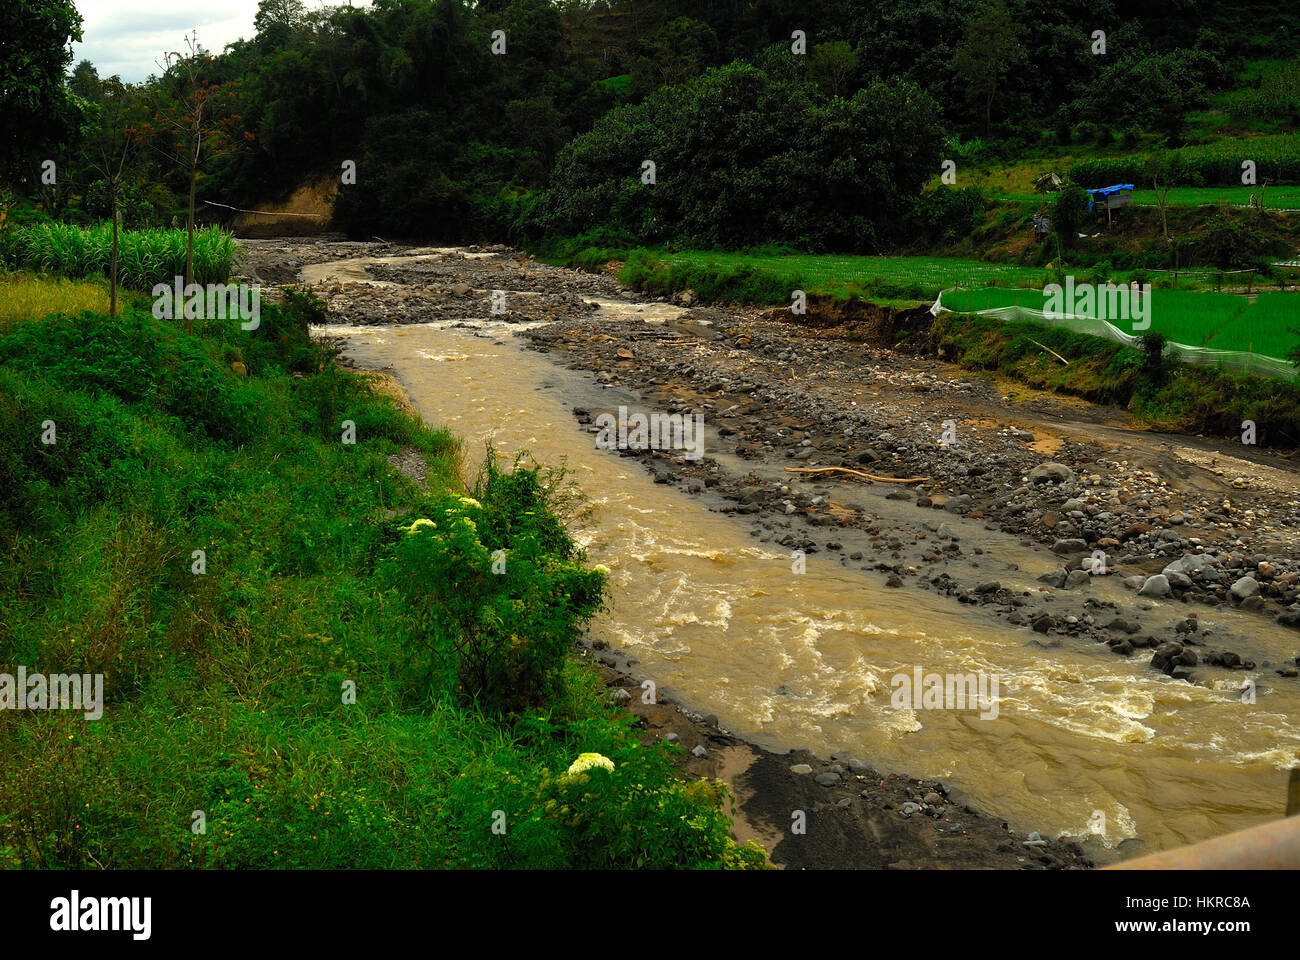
[930, 289, 1298, 380]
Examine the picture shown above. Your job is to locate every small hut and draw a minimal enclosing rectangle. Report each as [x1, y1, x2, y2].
[1086, 184, 1134, 223]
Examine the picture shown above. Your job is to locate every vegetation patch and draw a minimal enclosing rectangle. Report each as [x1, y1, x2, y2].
[0, 280, 765, 870]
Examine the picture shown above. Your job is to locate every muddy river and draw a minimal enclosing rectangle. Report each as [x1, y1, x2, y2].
[309, 256, 1300, 856]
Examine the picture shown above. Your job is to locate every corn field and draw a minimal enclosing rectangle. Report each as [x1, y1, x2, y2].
[2, 223, 237, 288]
[1070, 134, 1300, 187]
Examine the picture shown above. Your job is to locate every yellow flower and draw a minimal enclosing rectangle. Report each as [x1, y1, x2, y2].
[457, 496, 482, 509]
[404, 518, 436, 535]
[567, 752, 615, 776]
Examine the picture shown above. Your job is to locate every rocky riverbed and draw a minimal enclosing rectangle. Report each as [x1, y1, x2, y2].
[237, 237, 1300, 867]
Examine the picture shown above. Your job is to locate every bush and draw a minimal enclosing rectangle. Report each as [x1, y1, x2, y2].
[382, 460, 607, 715]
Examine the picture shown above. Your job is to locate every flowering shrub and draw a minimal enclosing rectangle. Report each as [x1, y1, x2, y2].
[383, 461, 607, 714]
[528, 748, 766, 869]
[566, 752, 615, 776]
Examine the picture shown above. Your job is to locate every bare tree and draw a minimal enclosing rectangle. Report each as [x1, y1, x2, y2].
[147, 32, 243, 330]
[84, 76, 143, 319]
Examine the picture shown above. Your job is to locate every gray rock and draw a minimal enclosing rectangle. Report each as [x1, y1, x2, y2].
[790, 763, 813, 774]
[691, 745, 708, 758]
[1052, 538, 1088, 555]
[815, 772, 842, 786]
[1138, 574, 1171, 598]
[1037, 569, 1068, 588]
[1029, 463, 1074, 484]
[1230, 576, 1260, 600]
[1163, 553, 1221, 579]
[1064, 569, 1091, 588]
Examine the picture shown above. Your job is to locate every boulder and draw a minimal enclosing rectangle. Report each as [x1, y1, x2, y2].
[1138, 574, 1171, 598]
[1230, 576, 1260, 601]
[1029, 462, 1074, 484]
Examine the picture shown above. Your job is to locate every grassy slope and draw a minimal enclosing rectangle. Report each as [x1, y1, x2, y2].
[0, 276, 764, 870]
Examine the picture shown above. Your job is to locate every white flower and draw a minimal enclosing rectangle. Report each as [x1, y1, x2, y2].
[457, 496, 482, 509]
[566, 752, 615, 776]
[404, 518, 436, 535]
[592, 564, 610, 577]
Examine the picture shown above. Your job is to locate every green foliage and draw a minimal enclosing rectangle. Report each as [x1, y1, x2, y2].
[0, 279, 762, 869]
[1070, 135, 1300, 187]
[533, 62, 945, 251]
[4, 223, 237, 287]
[0, 0, 84, 182]
[381, 474, 607, 715]
[1052, 184, 1091, 246]
[1225, 59, 1300, 125]
[1074, 49, 1224, 143]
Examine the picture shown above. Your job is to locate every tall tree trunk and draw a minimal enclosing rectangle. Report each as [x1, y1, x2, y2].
[185, 161, 197, 333]
[110, 180, 119, 319]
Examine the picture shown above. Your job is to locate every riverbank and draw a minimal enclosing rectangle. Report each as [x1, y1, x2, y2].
[239, 237, 1299, 864]
[337, 355, 1095, 870]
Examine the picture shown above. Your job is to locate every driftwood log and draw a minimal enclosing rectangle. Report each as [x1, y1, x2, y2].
[783, 466, 929, 484]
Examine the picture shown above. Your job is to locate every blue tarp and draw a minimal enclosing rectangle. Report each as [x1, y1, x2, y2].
[1086, 183, 1135, 196]
[1085, 183, 1134, 210]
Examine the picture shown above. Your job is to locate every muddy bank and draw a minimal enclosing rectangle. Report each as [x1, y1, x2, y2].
[585, 652, 1094, 869]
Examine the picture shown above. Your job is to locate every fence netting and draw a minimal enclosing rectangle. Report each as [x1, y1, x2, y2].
[930, 289, 1298, 380]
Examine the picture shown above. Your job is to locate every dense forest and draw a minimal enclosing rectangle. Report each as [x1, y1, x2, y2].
[5, 0, 1297, 252]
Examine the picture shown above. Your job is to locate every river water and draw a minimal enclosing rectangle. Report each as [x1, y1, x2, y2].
[313, 268, 1300, 857]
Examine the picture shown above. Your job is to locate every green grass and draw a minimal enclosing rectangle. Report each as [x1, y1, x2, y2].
[646, 250, 1052, 300]
[1131, 186, 1300, 209]
[987, 185, 1300, 208]
[939, 286, 1300, 357]
[2, 223, 237, 289]
[0, 283, 765, 870]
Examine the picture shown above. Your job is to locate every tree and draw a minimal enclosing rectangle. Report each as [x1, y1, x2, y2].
[1144, 153, 1177, 241]
[82, 77, 145, 318]
[1051, 183, 1091, 250]
[0, 0, 83, 184]
[810, 41, 858, 99]
[147, 33, 248, 328]
[952, 0, 1027, 135]
[68, 59, 101, 101]
[254, 0, 308, 35]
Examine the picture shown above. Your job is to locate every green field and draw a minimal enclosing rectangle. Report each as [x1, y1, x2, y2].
[657, 251, 1052, 295]
[989, 185, 1300, 207]
[941, 287, 1300, 357]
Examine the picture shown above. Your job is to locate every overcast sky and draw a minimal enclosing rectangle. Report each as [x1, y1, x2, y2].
[70, 1, 368, 83]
